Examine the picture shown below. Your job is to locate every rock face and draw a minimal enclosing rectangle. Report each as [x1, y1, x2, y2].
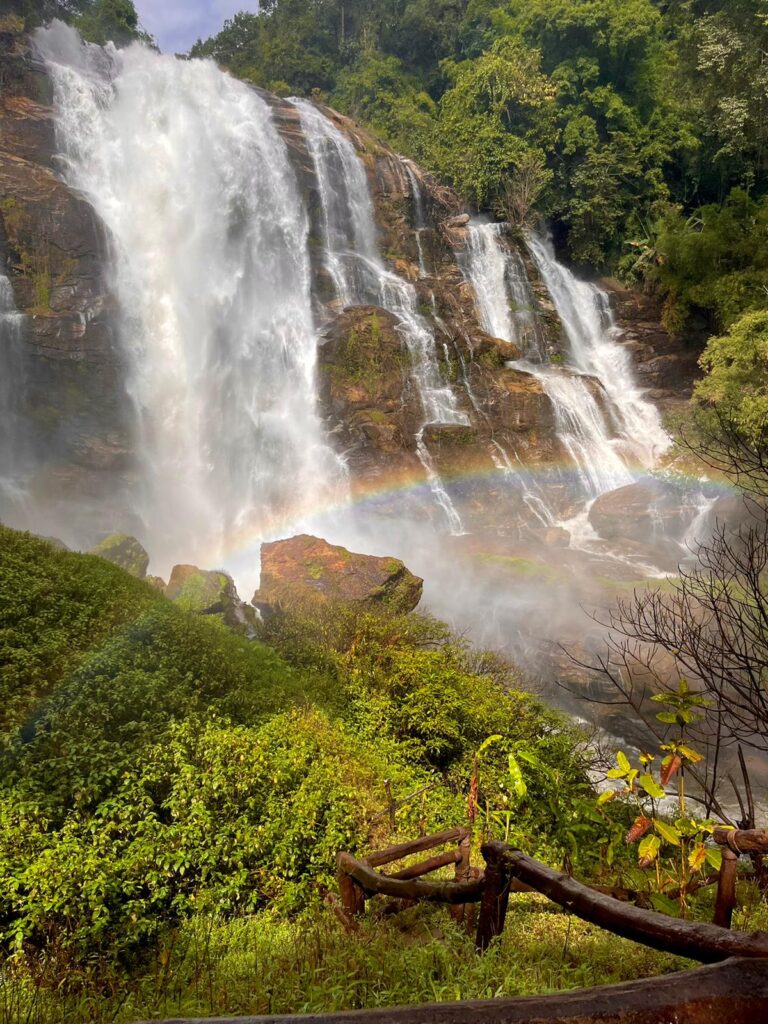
[253, 534, 423, 614]
[88, 534, 149, 578]
[0, 21, 698, 548]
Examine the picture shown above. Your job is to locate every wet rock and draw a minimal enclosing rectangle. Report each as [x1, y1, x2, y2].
[588, 480, 682, 543]
[89, 533, 149, 578]
[0, 26, 132, 538]
[253, 534, 423, 614]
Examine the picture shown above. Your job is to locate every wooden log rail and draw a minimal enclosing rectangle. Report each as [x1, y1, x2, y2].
[481, 842, 768, 961]
[335, 827, 478, 928]
[137, 957, 768, 1023]
[712, 827, 768, 928]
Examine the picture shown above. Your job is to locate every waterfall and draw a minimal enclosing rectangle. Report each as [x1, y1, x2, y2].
[0, 270, 28, 520]
[464, 222, 669, 505]
[402, 159, 428, 278]
[293, 97, 468, 532]
[526, 232, 670, 472]
[464, 222, 545, 360]
[35, 23, 346, 576]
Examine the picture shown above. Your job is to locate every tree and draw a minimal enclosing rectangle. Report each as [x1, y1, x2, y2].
[74, 0, 143, 46]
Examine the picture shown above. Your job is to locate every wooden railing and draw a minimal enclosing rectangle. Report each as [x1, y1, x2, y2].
[335, 830, 768, 959]
[713, 827, 768, 928]
[140, 833, 768, 1023]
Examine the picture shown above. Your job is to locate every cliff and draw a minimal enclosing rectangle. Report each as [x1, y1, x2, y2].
[0, 20, 134, 537]
[0, 22, 698, 546]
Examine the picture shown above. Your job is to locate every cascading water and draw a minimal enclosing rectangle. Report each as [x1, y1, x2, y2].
[464, 222, 669, 509]
[464, 222, 545, 361]
[402, 159, 428, 278]
[35, 23, 346, 579]
[0, 270, 28, 520]
[526, 232, 670, 473]
[293, 97, 468, 532]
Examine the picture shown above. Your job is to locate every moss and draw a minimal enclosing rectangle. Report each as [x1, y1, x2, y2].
[478, 554, 565, 584]
[306, 562, 324, 581]
[365, 409, 390, 425]
[89, 535, 150, 579]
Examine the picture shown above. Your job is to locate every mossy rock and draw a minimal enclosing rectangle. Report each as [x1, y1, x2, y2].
[166, 564, 258, 635]
[253, 534, 423, 615]
[89, 534, 149, 579]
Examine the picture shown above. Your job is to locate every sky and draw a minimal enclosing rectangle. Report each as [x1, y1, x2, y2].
[134, 1, 260, 54]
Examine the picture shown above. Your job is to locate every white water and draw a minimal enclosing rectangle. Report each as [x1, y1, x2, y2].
[293, 97, 468, 532]
[402, 160, 428, 277]
[464, 222, 545, 360]
[526, 232, 670, 476]
[36, 23, 346, 580]
[0, 272, 28, 516]
[465, 223, 669, 505]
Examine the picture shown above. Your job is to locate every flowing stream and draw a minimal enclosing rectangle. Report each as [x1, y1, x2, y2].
[0, 271, 27, 518]
[465, 222, 669, 509]
[35, 23, 346, 576]
[292, 97, 467, 532]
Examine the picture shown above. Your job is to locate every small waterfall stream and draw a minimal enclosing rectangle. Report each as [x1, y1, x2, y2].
[36, 23, 346, 576]
[402, 160, 428, 278]
[0, 271, 28, 519]
[465, 222, 669, 511]
[464, 222, 545, 360]
[292, 97, 467, 532]
[526, 233, 670, 474]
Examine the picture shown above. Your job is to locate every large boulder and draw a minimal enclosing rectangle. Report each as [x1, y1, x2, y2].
[588, 480, 685, 545]
[89, 533, 149, 578]
[253, 534, 423, 614]
[166, 564, 257, 634]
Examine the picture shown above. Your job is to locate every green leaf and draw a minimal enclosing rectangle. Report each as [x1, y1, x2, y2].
[655, 711, 678, 724]
[638, 834, 661, 862]
[639, 774, 665, 799]
[597, 789, 616, 805]
[650, 892, 679, 916]
[705, 847, 723, 871]
[678, 744, 703, 763]
[507, 753, 528, 799]
[606, 768, 627, 779]
[654, 820, 681, 846]
[616, 751, 631, 773]
[477, 734, 503, 756]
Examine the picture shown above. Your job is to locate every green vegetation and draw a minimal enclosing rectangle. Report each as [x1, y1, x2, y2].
[1, 900, 700, 1023]
[10, 0, 149, 45]
[0, 526, 613, 1001]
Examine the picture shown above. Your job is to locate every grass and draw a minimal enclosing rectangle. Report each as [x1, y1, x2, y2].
[0, 897, 696, 1023]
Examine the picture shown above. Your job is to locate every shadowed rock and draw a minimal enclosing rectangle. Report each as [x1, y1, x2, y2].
[89, 533, 148, 578]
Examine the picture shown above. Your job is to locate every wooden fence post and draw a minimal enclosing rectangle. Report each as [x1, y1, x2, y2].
[337, 854, 365, 924]
[714, 848, 739, 929]
[475, 843, 511, 951]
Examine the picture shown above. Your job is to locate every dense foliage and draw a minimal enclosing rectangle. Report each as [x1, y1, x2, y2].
[0, 528, 593, 969]
[191, 2, 767, 292]
[9, 0, 148, 46]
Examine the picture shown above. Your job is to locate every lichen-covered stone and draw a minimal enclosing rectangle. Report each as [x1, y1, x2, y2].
[253, 534, 423, 614]
[166, 564, 258, 634]
[89, 534, 149, 578]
